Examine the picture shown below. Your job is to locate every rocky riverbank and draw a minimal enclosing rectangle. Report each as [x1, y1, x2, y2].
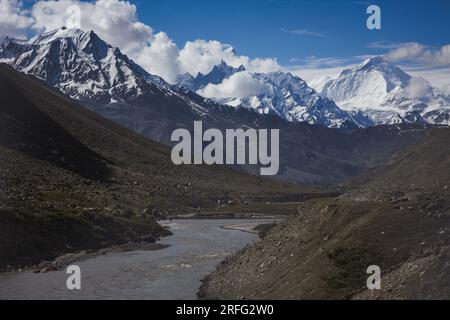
[0, 208, 171, 272]
[199, 195, 449, 300]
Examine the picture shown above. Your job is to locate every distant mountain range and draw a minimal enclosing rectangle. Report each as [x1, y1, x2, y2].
[175, 57, 450, 128]
[0, 27, 431, 184]
[3, 28, 449, 130]
[2, 27, 448, 300]
[176, 60, 372, 129]
[177, 60, 246, 93]
[0, 27, 230, 143]
[0, 27, 171, 103]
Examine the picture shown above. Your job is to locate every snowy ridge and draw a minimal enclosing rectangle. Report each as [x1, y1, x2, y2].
[235, 71, 371, 128]
[176, 60, 246, 92]
[320, 57, 450, 125]
[0, 27, 194, 107]
[2, 27, 448, 129]
[177, 62, 370, 128]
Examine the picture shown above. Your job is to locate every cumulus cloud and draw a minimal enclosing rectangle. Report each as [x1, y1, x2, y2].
[179, 40, 242, 76]
[432, 45, 450, 65]
[134, 31, 181, 82]
[384, 43, 428, 62]
[7, 0, 445, 94]
[384, 42, 450, 66]
[31, 0, 153, 54]
[0, 0, 34, 38]
[15, 0, 280, 83]
[404, 77, 432, 99]
[176, 40, 279, 79]
[198, 71, 270, 99]
[402, 65, 450, 94]
[247, 57, 280, 73]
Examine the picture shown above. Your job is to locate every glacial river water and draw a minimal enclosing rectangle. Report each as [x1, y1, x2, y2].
[0, 219, 270, 300]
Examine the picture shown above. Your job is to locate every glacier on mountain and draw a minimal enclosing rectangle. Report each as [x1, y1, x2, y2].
[0, 27, 174, 104]
[2, 27, 448, 129]
[176, 60, 371, 128]
[320, 57, 450, 125]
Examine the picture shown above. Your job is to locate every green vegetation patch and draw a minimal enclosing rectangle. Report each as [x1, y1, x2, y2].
[253, 223, 278, 238]
[325, 246, 380, 293]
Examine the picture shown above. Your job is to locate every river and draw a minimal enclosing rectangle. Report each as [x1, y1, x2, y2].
[0, 219, 271, 300]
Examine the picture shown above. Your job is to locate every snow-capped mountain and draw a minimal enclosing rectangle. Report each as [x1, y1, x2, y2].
[320, 57, 450, 125]
[0, 27, 174, 104]
[177, 60, 246, 92]
[0, 27, 374, 129]
[177, 62, 371, 128]
[0, 27, 430, 185]
[232, 71, 373, 128]
[0, 27, 227, 142]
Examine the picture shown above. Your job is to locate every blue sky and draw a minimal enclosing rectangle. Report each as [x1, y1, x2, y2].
[8, 0, 450, 90]
[133, 0, 450, 66]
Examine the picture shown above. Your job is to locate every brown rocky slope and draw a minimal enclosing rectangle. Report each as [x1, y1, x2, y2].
[0, 64, 307, 270]
[199, 128, 450, 300]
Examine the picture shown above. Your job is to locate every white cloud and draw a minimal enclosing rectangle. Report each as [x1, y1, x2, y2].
[0, 0, 34, 38]
[367, 42, 450, 93]
[179, 40, 240, 76]
[247, 57, 280, 73]
[31, 0, 153, 54]
[3, 0, 449, 95]
[291, 63, 450, 96]
[24, 0, 281, 83]
[367, 41, 409, 50]
[405, 77, 431, 99]
[177, 39, 279, 79]
[281, 28, 326, 38]
[404, 66, 450, 94]
[136, 37, 280, 83]
[432, 45, 450, 65]
[134, 31, 181, 82]
[28, 0, 280, 83]
[383, 42, 450, 66]
[287, 49, 450, 95]
[198, 71, 270, 99]
[384, 43, 428, 62]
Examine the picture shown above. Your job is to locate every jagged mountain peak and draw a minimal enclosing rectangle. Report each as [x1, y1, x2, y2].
[0, 27, 170, 104]
[25, 27, 113, 58]
[177, 60, 246, 92]
[259, 71, 307, 88]
[193, 60, 243, 78]
[27, 27, 88, 45]
[215, 59, 245, 72]
[0, 27, 226, 140]
[201, 60, 245, 79]
[321, 57, 450, 125]
[357, 56, 386, 69]
[27, 27, 119, 62]
[173, 59, 364, 128]
[200, 60, 246, 81]
[202, 67, 369, 128]
[356, 56, 409, 75]
[340, 56, 411, 89]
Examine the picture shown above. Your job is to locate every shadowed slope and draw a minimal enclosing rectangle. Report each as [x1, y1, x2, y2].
[0, 64, 307, 269]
